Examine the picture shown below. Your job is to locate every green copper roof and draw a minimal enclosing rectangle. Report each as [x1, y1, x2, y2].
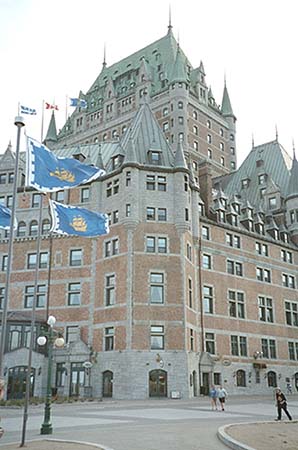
[223, 140, 292, 207]
[44, 112, 57, 144]
[221, 83, 234, 116]
[287, 152, 298, 198]
[169, 45, 189, 84]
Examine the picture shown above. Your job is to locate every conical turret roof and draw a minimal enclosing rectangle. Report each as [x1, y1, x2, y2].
[44, 111, 57, 145]
[221, 82, 234, 117]
[287, 152, 298, 199]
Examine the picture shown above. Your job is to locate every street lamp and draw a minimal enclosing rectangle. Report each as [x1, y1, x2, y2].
[37, 315, 64, 435]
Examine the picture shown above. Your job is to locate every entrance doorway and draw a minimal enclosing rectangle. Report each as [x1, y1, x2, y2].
[201, 372, 210, 395]
[7, 366, 35, 400]
[70, 362, 85, 397]
[102, 370, 113, 397]
[149, 370, 167, 397]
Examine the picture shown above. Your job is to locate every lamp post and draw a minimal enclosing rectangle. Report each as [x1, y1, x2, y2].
[37, 315, 64, 435]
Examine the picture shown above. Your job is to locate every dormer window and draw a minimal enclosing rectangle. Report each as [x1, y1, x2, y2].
[258, 174, 267, 185]
[241, 178, 250, 189]
[269, 197, 277, 209]
[149, 151, 161, 165]
[112, 155, 123, 170]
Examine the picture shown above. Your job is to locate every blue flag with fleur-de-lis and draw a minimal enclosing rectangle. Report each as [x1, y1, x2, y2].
[0, 204, 13, 229]
[49, 200, 109, 237]
[26, 137, 105, 193]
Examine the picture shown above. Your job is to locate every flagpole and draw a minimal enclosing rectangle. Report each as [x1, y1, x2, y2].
[0, 116, 25, 379]
[41, 100, 45, 142]
[20, 191, 45, 447]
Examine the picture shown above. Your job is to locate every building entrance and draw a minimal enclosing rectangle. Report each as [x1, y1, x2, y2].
[7, 366, 35, 400]
[149, 370, 167, 397]
[102, 370, 113, 397]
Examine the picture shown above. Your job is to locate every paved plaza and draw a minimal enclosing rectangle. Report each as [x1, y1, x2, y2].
[1, 395, 298, 450]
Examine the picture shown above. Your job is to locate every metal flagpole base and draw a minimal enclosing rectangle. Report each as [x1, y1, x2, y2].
[40, 423, 53, 435]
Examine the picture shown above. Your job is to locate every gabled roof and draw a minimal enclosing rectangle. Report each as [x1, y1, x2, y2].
[223, 140, 292, 208]
[286, 152, 298, 199]
[121, 102, 175, 167]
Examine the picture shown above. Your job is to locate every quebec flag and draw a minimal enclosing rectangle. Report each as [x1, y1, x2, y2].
[49, 200, 109, 237]
[26, 137, 105, 193]
[0, 204, 16, 230]
[70, 98, 87, 108]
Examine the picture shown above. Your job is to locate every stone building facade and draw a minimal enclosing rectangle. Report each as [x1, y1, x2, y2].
[0, 25, 298, 400]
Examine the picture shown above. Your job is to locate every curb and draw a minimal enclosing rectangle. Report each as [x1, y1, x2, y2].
[0, 438, 115, 450]
[217, 423, 256, 450]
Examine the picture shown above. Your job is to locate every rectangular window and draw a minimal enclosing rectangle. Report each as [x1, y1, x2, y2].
[151, 325, 164, 349]
[256, 242, 269, 256]
[80, 187, 90, 203]
[146, 175, 155, 190]
[227, 260, 243, 276]
[203, 286, 213, 314]
[228, 291, 245, 319]
[70, 249, 82, 266]
[226, 233, 240, 247]
[113, 179, 119, 195]
[113, 210, 119, 223]
[157, 208, 167, 221]
[126, 171, 131, 186]
[1, 255, 7, 272]
[105, 274, 115, 306]
[231, 335, 247, 356]
[24, 285, 46, 308]
[150, 273, 164, 304]
[104, 239, 119, 257]
[68, 283, 81, 306]
[158, 176, 167, 191]
[146, 207, 155, 220]
[202, 254, 211, 269]
[285, 301, 298, 326]
[55, 190, 64, 203]
[190, 328, 194, 351]
[288, 342, 298, 360]
[66, 326, 79, 344]
[258, 296, 274, 322]
[282, 273, 295, 289]
[281, 250, 293, 263]
[205, 332, 215, 354]
[256, 267, 271, 283]
[202, 226, 210, 240]
[188, 278, 193, 308]
[126, 203, 131, 217]
[149, 151, 161, 165]
[261, 338, 276, 359]
[0, 174, 6, 184]
[56, 362, 66, 387]
[104, 327, 114, 351]
[32, 193, 41, 208]
[106, 182, 112, 197]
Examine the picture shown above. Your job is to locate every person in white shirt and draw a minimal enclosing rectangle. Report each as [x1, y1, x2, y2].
[218, 385, 228, 411]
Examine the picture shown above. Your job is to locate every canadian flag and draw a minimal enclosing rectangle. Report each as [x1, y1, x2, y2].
[45, 102, 59, 110]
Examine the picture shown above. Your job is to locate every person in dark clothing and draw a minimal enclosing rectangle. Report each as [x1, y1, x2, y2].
[275, 387, 292, 421]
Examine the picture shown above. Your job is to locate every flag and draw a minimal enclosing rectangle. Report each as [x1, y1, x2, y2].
[70, 98, 87, 108]
[49, 200, 109, 237]
[0, 204, 17, 230]
[20, 105, 37, 115]
[45, 102, 59, 110]
[26, 137, 105, 193]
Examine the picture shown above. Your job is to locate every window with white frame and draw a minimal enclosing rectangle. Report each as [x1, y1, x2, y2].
[188, 278, 193, 308]
[288, 341, 298, 360]
[81, 187, 90, 203]
[150, 325, 164, 349]
[203, 286, 213, 314]
[226, 233, 241, 248]
[205, 332, 215, 354]
[258, 296, 274, 322]
[256, 242, 268, 256]
[202, 225, 210, 240]
[282, 273, 295, 289]
[105, 274, 115, 306]
[202, 254, 212, 269]
[104, 327, 114, 351]
[231, 335, 247, 356]
[150, 273, 164, 304]
[256, 267, 271, 283]
[228, 290, 245, 318]
[24, 284, 46, 308]
[70, 249, 82, 266]
[261, 338, 276, 359]
[285, 301, 298, 326]
[68, 283, 81, 306]
[227, 260, 243, 276]
[281, 250, 293, 264]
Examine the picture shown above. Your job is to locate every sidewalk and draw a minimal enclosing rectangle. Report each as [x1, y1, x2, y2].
[0, 439, 111, 450]
[219, 420, 298, 450]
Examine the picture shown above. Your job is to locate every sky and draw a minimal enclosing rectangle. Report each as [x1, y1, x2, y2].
[1, 0, 298, 166]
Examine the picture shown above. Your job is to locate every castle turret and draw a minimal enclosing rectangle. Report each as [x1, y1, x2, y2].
[43, 111, 57, 149]
[221, 80, 237, 171]
[285, 150, 298, 245]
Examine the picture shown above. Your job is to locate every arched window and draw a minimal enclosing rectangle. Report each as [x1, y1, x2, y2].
[267, 371, 277, 387]
[236, 369, 246, 387]
[17, 221, 26, 237]
[29, 220, 38, 236]
[42, 219, 50, 235]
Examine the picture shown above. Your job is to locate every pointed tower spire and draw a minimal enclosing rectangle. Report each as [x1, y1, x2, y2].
[221, 79, 234, 117]
[43, 111, 57, 147]
[167, 5, 173, 34]
[292, 139, 296, 160]
[102, 43, 107, 70]
[169, 43, 188, 84]
[124, 129, 138, 164]
[95, 144, 104, 170]
[174, 139, 187, 169]
[252, 134, 255, 148]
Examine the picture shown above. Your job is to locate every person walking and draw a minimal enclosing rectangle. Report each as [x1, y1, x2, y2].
[275, 387, 292, 421]
[286, 382, 292, 395]
[218, 385, 228, 411]
[209, 385, 218, 411]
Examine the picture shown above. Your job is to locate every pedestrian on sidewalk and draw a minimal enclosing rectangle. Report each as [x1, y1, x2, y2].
[286, 381, 292, 395]
[275, 387, 292, 421]
[218, 385, 228, 411]
[209, 385, 218, 411]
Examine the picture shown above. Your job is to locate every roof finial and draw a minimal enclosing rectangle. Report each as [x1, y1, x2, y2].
[168, 5, 173, 33]
[102, 43, 107, 69]
[224, 71, 226, 87]
[252, 133, 254, 148]
[293, 139, 296, 160]
[275, 124, 278, 141]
